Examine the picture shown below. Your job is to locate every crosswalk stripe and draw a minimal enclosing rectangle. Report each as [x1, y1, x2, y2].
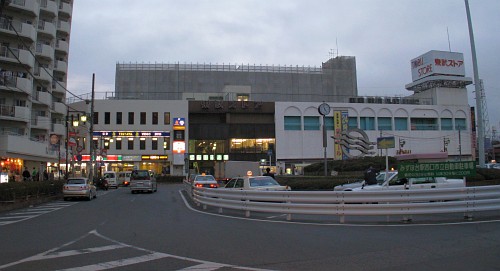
[54, 252, 171, 271]
[178, 262, 227, 270]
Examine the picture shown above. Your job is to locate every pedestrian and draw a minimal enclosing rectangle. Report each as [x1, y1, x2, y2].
[43, 169, 49, 181]
[263, 167, 275, 179]
[364, 165, 379, 185]
[22, 167, 31, 181]
[32, 167, 38, 181]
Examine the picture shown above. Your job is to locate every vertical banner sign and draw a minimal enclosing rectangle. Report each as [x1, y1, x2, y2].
[470, 107, 476, 160]
[333, 111, 343, 160]
[341, 111, 349, 160]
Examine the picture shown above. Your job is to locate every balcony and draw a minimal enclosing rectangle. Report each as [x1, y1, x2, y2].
[38, 20, 56, 38]
[57, 20, 70, 34]
[0, 46, 36, 68]
[54, 60, 67, 74]
[32, 116, 51, 130]
[53, 101, 66, 115]
[35, 91, 52, 106]
[8, 0, 39, 17]
[52, 80, 66, 94]
[14, 106, 30, 121]
[40, 0, 58, 17]
[34, 66, 53, 83]
[55, 39, 69, 54]
[58, 1, 73, 17]
[0, 75, 31, 93]
[53, 123, 65, 136]
[0, 19, 37, 42]
[0, 134, 59, 160]
[35, 43, 54, 61]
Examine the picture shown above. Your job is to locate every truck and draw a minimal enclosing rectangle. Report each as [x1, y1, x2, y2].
[213, 161, 261, 183]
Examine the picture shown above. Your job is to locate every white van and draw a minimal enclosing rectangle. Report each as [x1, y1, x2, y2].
[117, 171, 132, 186]
[103, 171, 118, 188]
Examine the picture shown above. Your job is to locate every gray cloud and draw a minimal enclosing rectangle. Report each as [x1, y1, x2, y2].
[67, 0, 500, 130]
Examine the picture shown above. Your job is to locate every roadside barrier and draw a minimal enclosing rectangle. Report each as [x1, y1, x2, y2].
[190, 185, 500, 223]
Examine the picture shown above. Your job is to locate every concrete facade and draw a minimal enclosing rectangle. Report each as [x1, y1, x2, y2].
[114, 56, 358, 103]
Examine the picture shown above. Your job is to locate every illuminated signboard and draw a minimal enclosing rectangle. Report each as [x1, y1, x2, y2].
[173, 118, 186, 130]
[141, 155, 168, 160]
[173, 141, 186, 154]
[93, 131, 170, 137]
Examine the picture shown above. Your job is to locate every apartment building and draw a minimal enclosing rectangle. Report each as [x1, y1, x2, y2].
[0, 0, 72, 179]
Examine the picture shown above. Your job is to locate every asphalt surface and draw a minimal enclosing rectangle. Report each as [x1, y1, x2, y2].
[0, 183, 499, 271]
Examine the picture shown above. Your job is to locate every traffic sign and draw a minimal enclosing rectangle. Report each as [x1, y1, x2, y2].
[76, 145, 84, 153]
[76, 154, 82, 162]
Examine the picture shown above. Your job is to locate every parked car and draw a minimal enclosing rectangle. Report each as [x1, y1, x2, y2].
[130, 169, 157, 193]
[334, 171, 398, 191]
[103, 171, 118, 188]
[63, 177, 97, 201]
[224, 174, 291, 191]
[351, 171, 465, 191]
[117, 171, 131, 186]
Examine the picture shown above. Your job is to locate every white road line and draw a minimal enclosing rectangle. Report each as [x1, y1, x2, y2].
[178, 262, 226, 270]
[40, 245, 127, 260]
[0, 215, 33, 220]
[55, 252, 171, 271]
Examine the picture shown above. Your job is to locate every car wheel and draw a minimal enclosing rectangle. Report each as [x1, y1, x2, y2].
[87, 193, 92, 201]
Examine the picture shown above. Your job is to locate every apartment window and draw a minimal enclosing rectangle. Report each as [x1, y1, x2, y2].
[377, 117, 392, 130]
[128, 112, 134, 125]
[140, 112, 146, 125]
[152, 112, 158, 125]
[104, 112, 110, 124]
[116, 112, 122, 125]
[93, 112, 99, 125]
[127, 138, 134, 150]
[455, 118, 466, 130]
[325, 117, 334, 130]
[140, 138, 146, 150]
[284, 116, 301, 130]
[304, 116, 320, 130]
[152, 138, 158, 150]
[237, 94, 249, 101]
[348, 117, 358, 129]
[115, 138, 122, 150]
[164, 112, 170, 125]
[411, 118, 438, 130]
[441, 118, 453, 130]
[360, 117, 375, 130]
[395, 117, 408, 131]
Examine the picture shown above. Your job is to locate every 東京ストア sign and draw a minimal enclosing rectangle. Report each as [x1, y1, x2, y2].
[398, 161, 476, 178]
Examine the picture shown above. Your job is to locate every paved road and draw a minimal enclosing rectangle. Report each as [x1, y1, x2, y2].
[1, 183, 500, 270]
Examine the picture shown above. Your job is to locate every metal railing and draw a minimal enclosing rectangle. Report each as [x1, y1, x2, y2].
[189, 184, 500, 223]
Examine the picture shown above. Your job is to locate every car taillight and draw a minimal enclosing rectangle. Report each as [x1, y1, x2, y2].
[195, 183, 203, 188]
[209, 183, 219, 188]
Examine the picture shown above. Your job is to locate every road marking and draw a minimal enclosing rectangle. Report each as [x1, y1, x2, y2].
[0, 200, 77, 226]
[0, 230, 276, 271]
[56, 252, 171, 271]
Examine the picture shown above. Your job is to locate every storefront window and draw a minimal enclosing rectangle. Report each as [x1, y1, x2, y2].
[230, 138, 275, 153]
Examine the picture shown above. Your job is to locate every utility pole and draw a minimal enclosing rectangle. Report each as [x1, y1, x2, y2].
[89, 74, 95, 181]
[465, 0, 485, 167]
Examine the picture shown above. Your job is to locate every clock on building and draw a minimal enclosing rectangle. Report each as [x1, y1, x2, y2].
[318, 103, 331, 116]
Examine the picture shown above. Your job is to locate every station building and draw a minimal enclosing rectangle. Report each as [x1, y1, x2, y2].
[69, 51, 473, 176]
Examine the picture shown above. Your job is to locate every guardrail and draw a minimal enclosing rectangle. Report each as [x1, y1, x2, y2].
[188, 183, 500, 223]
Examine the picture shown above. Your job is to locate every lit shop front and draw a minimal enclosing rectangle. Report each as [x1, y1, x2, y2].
[73, 154, 169, 177]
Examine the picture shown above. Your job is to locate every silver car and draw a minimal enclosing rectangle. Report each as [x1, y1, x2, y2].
[63, 177, 97, 201]
[130, 170, 157, 193]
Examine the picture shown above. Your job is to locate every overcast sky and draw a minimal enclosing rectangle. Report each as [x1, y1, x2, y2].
[67, 0, 500, 132]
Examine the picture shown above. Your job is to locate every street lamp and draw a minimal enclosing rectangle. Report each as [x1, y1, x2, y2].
[65, 109, 90, 179]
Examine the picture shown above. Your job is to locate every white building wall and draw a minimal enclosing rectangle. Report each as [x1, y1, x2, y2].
[275, 99, 472, 163]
